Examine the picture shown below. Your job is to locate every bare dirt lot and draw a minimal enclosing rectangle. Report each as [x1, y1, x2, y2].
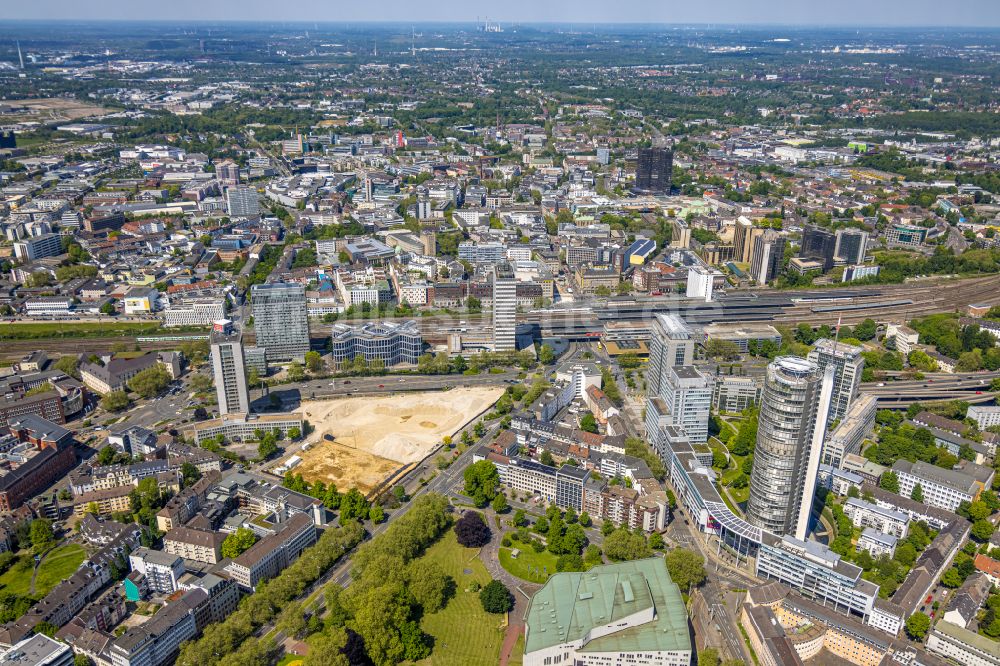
[293, 387, 503, 494]
[0, 97, 110, 123]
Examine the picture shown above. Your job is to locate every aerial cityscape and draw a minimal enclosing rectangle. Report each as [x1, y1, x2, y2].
[0, 7, 999, 666]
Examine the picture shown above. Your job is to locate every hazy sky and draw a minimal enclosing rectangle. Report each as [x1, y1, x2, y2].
[3, 0, 1000, 26]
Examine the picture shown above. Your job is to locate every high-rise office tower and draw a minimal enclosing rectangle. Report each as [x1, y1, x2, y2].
[251, 282, 310, 362]
[807, 338, 864, 426]
[750, 231, 786, 284]
[226, 185, 260, 218]
[634, 147, 673, 194]
[492, 262, 517, 352]
[421, 230, 437, 257]
[645, 315, 710, 448]
[746, 357, 835, 540]
[210, 320, 250, 416]
[647, 314, 695, 397]
[216, 161, 241, 187]
[834, 229, 869, 265]
[733, 218, 765, 264]
[661, 366, 714, 444]
[799, 226, 837, 272]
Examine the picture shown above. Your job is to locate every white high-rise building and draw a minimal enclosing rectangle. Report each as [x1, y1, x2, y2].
[746, 357, 835, 540]
[807, 338, 864, 427]
[492, 262, 517, 352]
[210, 320, 250, 416]
[226, 185, 261, 217]
[661, 365, 713, 444]
[685, 265, 720, 302]
[646, 314, 695, 398]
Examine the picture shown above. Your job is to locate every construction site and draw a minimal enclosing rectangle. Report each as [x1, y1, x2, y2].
[292, 386, 503, 495]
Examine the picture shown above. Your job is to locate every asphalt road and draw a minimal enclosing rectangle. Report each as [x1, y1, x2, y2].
[862, 370, 999, 406]
[253, 369, 520, 404]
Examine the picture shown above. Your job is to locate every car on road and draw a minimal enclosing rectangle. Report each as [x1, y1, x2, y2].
[378, 384, 384, 388]
[343, 380, 351, 385]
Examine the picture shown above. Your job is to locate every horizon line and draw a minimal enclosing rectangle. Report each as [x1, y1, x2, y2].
[1, 18, 1000, 29]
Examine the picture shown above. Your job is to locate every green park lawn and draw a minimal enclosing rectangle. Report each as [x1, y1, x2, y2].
[499, 538, 559, 584]
[34, 544, 87, 597]
[0, 544, 86, 598]
[414, 531, 505, 666]
[0, 554, 36, 596]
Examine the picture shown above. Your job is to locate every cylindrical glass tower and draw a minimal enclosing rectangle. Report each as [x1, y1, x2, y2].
[746, 356, 832, 538]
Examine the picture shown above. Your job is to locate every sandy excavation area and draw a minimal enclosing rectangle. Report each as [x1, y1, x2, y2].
[293, 387, 503, 494]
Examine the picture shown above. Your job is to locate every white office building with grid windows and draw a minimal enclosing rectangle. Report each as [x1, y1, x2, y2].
[330, 320, 423, 368]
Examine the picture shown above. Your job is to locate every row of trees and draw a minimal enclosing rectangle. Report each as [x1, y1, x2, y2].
[866, 420, 969, 470]
[299, 495, 453, 666]
[282, 473, 374, 524]
[99, 364, 174, 412]
[910, 313, 1000, 371]
[176, 521, 365, 666]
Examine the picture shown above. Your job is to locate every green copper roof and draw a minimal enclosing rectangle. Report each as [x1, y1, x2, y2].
[524, 557, 691, 655]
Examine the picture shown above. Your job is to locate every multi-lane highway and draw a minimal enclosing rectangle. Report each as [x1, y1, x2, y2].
[250, 369, 520, 404]
[861, 371, 999, 407]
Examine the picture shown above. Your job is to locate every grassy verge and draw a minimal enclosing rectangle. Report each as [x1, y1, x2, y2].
[0, 321, 162, 339]
[499, 539, 559, 584]
[508, 633, 525, 666]
[414, 531, 504, 666]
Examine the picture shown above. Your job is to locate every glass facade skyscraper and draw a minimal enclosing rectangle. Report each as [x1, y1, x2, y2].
[492, 262, 517, 352]
[807, 338, 864, 427]
[250, 282, 310, 362]
[746, 357, 834, 540]
[634, 147, 674, 194]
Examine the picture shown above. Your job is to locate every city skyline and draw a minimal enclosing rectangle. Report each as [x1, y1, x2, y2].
[3, 1, 1000, 26]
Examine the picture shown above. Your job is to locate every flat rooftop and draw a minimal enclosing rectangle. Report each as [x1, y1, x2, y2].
[524, 558, 690, 656]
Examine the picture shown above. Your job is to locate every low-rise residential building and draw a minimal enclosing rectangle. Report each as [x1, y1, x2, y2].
[108, 588, 207, 666]
[927, 620, 1000, 666]
[224, 513, 316, 591]
[943, 572, 992, 629]
[163, 527, 225, 565]
[892, 459, 985, 512]
[128, 547, 184, 595]
[857, 528, 897, 559]
[177, 573, 239, 626]
[843, 497, 910, 539]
